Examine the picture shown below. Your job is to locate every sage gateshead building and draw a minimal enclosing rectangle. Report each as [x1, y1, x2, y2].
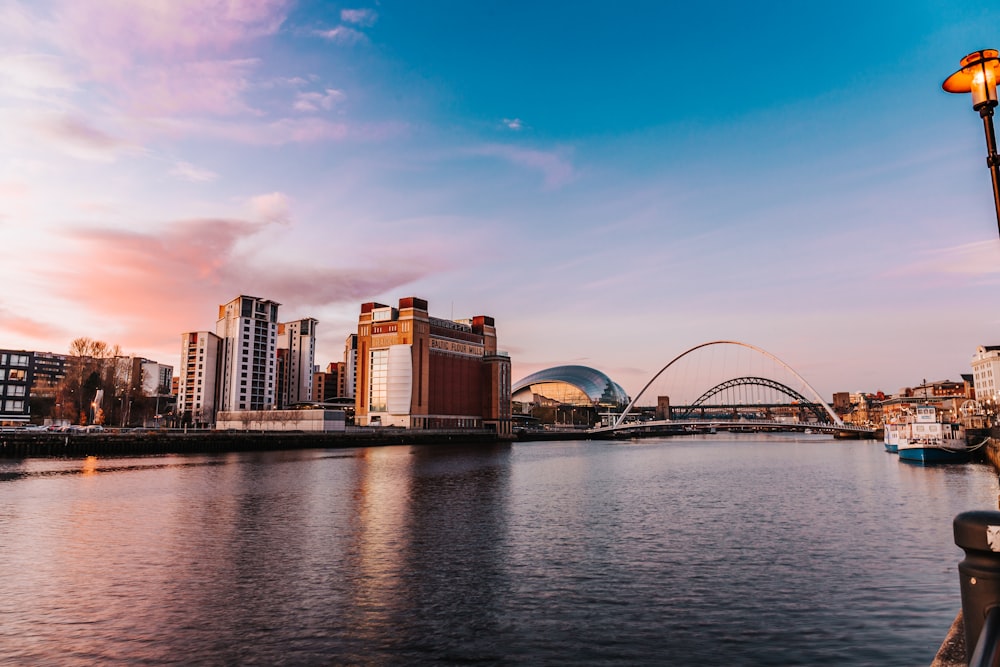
[354, 297, 511, 435]
[511, 365, 629, 426]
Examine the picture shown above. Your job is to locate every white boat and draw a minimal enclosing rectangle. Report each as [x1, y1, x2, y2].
[895, 405, 968, 464]
[883, 422, 901, 454]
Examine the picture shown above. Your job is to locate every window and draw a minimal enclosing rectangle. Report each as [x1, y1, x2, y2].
[8, 369, 25, 381]
[10, 354, 28, 367]
[369, 348, 388, 412]
[4, 400, 24, 412]
[7, 385, 25, 397]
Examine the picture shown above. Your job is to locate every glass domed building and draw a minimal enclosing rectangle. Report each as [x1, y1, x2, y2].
[512, 365, 629, 427]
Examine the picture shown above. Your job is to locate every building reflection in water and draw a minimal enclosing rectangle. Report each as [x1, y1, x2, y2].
[341, 443, 513, 661]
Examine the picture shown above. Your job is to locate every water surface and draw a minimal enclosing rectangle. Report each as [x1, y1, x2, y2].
[0, 434, 993, 665]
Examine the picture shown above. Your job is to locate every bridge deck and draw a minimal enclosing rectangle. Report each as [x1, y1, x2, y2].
[591, 419, 874, 436]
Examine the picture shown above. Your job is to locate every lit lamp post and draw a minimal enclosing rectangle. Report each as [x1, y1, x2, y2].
[943, 49, 1000, 233]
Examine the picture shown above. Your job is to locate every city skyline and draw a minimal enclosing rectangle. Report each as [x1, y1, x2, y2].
[2, 1, 1000, 400]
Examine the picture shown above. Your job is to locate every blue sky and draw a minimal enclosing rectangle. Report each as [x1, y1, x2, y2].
[1, 0, 999, 400]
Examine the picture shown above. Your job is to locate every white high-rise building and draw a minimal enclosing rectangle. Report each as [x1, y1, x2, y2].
[178, 331, 221, 425]
[972, 345, 1000, 402]
[277, 318, 318, 407]
[216, 295, 280, 412]
[344, 333, 358, 399]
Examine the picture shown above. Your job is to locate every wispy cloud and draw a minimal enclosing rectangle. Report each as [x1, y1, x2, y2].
[0, 54, 76, 101]
[470, 143, 576, 189]
[32, 114, 133, 161]
[293, 88, 345, 112]
[249, 192, 292, 224]
[170, 161, 218, 183]
[340, 9, 378, 27]
[885, 240, 1000, 279]
[503, 118, 524, 131]
[314, 26, 368, 45]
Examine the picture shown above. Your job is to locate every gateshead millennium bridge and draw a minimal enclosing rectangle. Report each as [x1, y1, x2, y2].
[588, 340, 874, 438]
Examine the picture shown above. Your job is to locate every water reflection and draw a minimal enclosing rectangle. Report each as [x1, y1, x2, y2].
[0, 438, 996, 665]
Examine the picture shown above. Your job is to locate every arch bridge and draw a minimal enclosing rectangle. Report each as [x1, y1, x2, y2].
[591, 341, 873, 437]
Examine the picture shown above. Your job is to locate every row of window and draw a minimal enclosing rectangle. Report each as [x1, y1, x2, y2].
[0, 369, 26, 382]
[0, 385, 26, 397]
[0, 354, 29, 367]
[2, 400, 24, 412]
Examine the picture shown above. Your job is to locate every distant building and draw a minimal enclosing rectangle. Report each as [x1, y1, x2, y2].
[0, 350, 33, 422]
[216, 295, 280, 412]
[354, 297, 511, 434]
[30, 352, 67, 398]
[972, 346, 1000, 401]
[511, 365, 629, 427]
[177, 331, 222, 426]
[140, 359, 174, 396]
[276, 318, 317, 407]
[882, 379, 971, 424]
[343, 334, 358, 399]
[313, 362, 343, 403]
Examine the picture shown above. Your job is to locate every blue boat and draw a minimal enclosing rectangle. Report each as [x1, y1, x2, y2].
[896, 405, 968, 464]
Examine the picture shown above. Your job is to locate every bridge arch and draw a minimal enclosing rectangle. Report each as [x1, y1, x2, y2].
[679, 376, 830, 422]
[613, 340, 843, 428]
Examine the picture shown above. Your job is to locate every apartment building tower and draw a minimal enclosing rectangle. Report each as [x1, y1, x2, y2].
[216, 295, 280, 412]
[276, 318, 317, 407]
[177, 331, 222, 426]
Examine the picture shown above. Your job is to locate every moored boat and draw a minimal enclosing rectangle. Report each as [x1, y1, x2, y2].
[896, 405, 968, 464]
[883, 421, 901, 454]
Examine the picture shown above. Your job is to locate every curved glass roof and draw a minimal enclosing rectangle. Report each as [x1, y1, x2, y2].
[512, 365, 629, 408]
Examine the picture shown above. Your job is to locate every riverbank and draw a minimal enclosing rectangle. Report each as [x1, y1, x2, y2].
[0, 429, 509, 459]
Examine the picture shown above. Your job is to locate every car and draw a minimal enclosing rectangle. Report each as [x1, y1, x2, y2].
[83, 425, 105, 432]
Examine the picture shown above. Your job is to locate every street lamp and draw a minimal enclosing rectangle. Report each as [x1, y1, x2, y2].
[943, 49, 1000, 233]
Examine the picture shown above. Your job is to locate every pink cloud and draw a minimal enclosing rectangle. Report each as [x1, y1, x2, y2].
[33, 114, 132, 161]
[249, 192, 291, 224]
[43, 217, 433, 354]
[0, 305, 70, 343]
[38, 1, 289, 119]
[123, 59, 261, 117]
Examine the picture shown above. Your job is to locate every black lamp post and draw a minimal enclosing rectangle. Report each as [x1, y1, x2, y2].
[943, 49, 1000, 234]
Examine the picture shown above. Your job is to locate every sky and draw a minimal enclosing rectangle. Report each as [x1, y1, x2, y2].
[2, 0, 1000, 401]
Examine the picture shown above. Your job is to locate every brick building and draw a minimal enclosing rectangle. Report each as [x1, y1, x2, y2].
[354, 297, 511, 434]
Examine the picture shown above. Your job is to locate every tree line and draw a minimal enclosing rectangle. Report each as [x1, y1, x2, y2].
[30, 337, 171, 427]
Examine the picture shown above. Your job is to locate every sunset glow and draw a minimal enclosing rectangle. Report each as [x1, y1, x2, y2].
[2, 1, 1000, 398]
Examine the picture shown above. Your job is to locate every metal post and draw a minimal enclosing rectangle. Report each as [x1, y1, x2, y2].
[980, 107, 1000, 236]
[954, 510, 1000, 660]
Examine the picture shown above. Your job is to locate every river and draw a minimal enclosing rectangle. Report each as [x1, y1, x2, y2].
[0, 433, 994, 665]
